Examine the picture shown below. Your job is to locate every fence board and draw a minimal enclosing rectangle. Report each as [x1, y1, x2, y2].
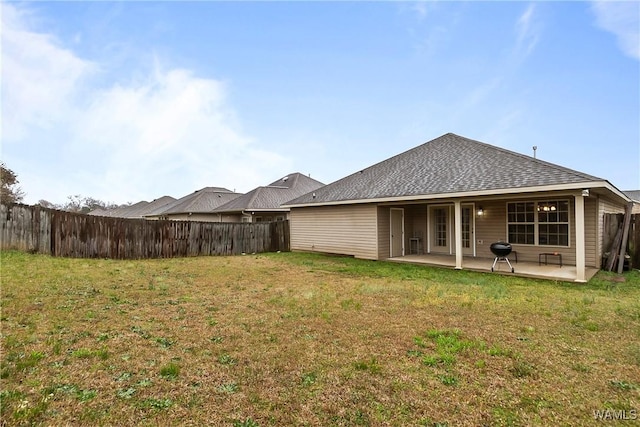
[1, 203, 289, 259]
[0, 204, 52, 254]
[631, 214, 640, 270]
[603, 213, 638, 271]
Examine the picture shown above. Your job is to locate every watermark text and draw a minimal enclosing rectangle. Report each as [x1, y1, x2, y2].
[593, 409, 637, 421]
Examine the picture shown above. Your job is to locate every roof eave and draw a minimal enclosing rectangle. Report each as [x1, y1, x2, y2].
[214, 208, 290, 214]
[283, 180, 630, 208]
[246, 208, 290, 213]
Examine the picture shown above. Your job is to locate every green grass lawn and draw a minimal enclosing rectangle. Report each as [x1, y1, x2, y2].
[1, 250, 639, 426]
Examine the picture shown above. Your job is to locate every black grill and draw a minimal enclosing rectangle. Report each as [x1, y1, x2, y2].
[490, 242, 515, 273]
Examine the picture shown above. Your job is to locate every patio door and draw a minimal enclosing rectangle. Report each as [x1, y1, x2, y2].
[390, 208, 404, 257]
[461, 204, 475, 256]
[428, 204, 475, 256]
[430, 206, 450, 254]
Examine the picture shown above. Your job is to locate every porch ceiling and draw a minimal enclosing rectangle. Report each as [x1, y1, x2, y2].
[387, 254, 599, 282]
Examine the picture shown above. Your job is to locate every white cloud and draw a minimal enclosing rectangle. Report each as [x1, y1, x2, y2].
[397, 1, 437, 22]
[1, 4, 96, 141]
[1, 3, 290, 204]
[591, 1, 640, 60]
[514, 3, 540, 60]
[462, 77, 503, 110]
[74, 66, 290, 202]
[411, 2, 431, 21]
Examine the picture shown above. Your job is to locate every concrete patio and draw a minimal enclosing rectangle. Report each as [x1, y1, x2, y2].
[387, 254, 600, 282]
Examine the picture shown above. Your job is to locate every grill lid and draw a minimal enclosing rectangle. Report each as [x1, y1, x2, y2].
[490, 242, 512, 257]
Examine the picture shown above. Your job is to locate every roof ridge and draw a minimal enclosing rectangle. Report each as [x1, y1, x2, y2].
[288, 173, 300, 188]
[246, 187, 263, 207]
[285, 132, 613, 206]
[451, 133, 603, 181]
[200, 186, 235, 193]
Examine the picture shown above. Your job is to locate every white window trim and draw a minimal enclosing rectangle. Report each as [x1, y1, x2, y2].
[427, 204, 452, 254]
[506, 200, 572, 248]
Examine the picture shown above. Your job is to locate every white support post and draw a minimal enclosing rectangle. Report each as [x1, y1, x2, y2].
[574, 194, 586, 282]
[454, 201, 463, 270]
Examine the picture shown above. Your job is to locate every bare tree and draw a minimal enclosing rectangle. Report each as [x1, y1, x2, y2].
[58, 195, 121, 213]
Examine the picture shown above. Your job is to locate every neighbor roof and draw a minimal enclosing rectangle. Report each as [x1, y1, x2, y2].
[137, 196, 178, 216]
[88, 201, 149, 218]
[89, 196, 177, 218]
[285, 133, 615, 206]
[624, 190, 640, 202]
[214, 173, 324, 213]
[158, 187, 241, 214]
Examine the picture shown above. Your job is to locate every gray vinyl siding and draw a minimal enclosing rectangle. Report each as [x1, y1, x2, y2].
[584, 197, 597, 268]
[599, 197, 626, 215]
[377, 206, 390, 259]
[474, 200, 511, 259]
[218, 214, 241, 223]
[290, 191, 614, 267]
[290, 204, 379, 260]
[405, 204, 427, 253]
[376, 205, 426, 259]
[471, 196, 599, 267]
[480, 199, 576, 265]
[164, 213, 219, 222]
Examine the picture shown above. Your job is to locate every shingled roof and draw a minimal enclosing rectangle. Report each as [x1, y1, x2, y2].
[624, 190, 640, 202]
[135, 196, 177, 216]
[214, 173, 324, 213]
[286, 133, 607, 206]
[88, 196, 177, 218]
[159, 187, 241, 214]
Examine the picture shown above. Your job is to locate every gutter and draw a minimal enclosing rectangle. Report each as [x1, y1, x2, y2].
[282, 181, 631, 209]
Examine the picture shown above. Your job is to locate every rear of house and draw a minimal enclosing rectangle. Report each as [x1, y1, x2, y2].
[285, 133, 632, 282]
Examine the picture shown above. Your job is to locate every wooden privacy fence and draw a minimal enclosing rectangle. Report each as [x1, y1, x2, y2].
[0, 203, 289, 259]
[603, 212, 639, 271]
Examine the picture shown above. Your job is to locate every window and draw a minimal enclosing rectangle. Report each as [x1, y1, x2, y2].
[507, 202, 535, 244]
[434, 208, 448, 247]
[538, 200, 569, 246]
[507, 200, 569, 246]
[462, 207, 471, 248]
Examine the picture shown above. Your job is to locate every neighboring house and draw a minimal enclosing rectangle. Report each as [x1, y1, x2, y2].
[623, 191, 640, 214]
[88, 196, 177, 219]
[88, 201, 147, 218]
[283, 133, 632, 282]
[146, 187, 242, 222]
[139, 196, 180, 220]
[212, 173, 324, 223]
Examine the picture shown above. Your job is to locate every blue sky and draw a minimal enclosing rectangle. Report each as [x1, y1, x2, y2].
[2, 1, 639, 205]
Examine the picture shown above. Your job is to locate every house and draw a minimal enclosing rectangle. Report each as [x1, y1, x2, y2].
[146, 187, 241, 222]
[89, 196, 177, 219]
[283, 133, 633, 282]
[212, 173, 324, 223]
[137, 196, 179, 219]
[624, 191, 640, 214]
